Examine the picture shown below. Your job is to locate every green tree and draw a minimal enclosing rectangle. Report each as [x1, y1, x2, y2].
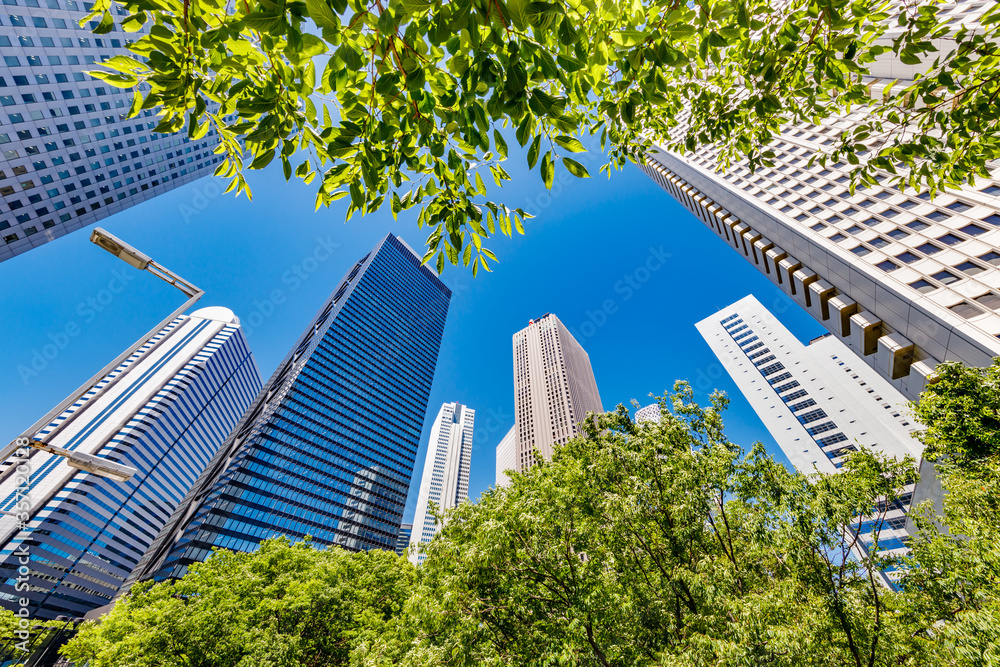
[79, 0, 1000, 272]
[60, 375, 1000, 666]
[0, 609, 67, 667]
[361, 387, 932, 666]
[60, 537, 415, 667]
[902, 361, 1000, 666]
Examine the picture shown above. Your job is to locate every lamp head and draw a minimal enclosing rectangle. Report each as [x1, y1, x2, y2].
[90, 227, 151, 271]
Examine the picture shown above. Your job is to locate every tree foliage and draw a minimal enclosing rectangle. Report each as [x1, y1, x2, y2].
[62, 375, 1000, 666]
[78, 0, 1000, 272]
[904, 361, 1000, 666]
[363, 389, 931, 666]
[912, 359, 1000, 466]
[60, 538, 414, 667]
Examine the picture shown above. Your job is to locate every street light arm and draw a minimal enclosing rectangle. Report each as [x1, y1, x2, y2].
[0, 230, 204, 481]
[91, 228, 204, 299]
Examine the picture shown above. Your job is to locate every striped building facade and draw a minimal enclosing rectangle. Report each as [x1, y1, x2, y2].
[0, 306, 261, 618]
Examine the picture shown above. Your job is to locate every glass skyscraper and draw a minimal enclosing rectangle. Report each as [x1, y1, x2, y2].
[0, 306, 261, 619]
[0, 1, 226, 262]
[126, 233, 452, 586]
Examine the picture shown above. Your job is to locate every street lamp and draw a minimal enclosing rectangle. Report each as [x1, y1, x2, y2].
[0, 228, 204, 481]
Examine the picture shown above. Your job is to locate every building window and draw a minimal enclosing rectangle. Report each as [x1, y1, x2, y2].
[932, 270, 960, 285]
[909, 279, 936, 294]
[956, 261, 986, 275]
[950, 301, 982, 319]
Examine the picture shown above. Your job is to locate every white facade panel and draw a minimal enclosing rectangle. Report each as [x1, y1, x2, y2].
[409, 402, 474, 565]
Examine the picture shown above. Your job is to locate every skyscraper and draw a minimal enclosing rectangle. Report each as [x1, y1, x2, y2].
[125, 233, 451, 587]
[512, 314, 602, 474]
[634, 404, 661, 424]
[641, 3, 1000, 401]
[0, 306, 261, 619]
[394, 523, 411, 558]
[494, 425, 516, 487]
[408, 402, 473, 565]
[697, 295, 920, 585]
[0, 2, 227, 262]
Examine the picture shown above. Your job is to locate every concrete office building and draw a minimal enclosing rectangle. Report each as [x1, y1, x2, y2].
[634, 403, 661, 424]
[641, 1, 1000, 401]
[408, 402, 473, 565]
[0, 306, 261, 619]
[124, 233, 451, 587]
[0, 0, 227, 262]
[512, 314, 603, 474]
[494, 425, 516, 487]
[697, 295, 922, 584]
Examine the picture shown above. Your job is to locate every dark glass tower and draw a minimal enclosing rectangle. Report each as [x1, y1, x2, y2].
[125, 233, 451, 586]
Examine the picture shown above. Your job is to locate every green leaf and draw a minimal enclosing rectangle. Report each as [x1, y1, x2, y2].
[507, 0, 529, 30]
[250, 148, 275, 170]
[493, 129, 508, 159]
[91, 10, 114, 34]
[610, 30, 645, 47]
[554, 135, 585, 153]
[562, 157, 589, 178]
[541, 151, 554, 189]
[300, 33, 328, 57]
[86, 70, 138, 88]
[527, 135, 541, 169]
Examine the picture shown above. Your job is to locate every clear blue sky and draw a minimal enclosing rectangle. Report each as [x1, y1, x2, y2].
[0, 143, 824, 522]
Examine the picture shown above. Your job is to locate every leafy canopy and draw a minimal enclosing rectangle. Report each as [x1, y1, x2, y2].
[60, 538, 414, 667]
[903, 361, 1000, 667]
[62, 375, 1000, 666]
[366, 389, 931, 666]
[80, 0, 1000, 272]
[912, 359, 1000, 466]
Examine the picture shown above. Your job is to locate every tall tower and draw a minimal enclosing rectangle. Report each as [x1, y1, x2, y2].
[641, 3, 1000, 401]
[697, 295, 921, 586]
[494, 425, 516, 487]
[125, 234, 451, 586]
[512, 314, 602, 473]
[394, 523, 412, 558]
[0, 307, 261, 619]
[408, 402, 474, 565]
[0, 2, 228, 262]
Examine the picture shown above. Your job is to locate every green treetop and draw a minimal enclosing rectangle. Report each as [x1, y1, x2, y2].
[79, 0, 1000, 272]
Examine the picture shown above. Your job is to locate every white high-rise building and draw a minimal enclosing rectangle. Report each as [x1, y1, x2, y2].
[634, 404, 661, 424]
[494, 425, 516, 488]
[697, 295, 921, 584]
[0, 2, 228, 262]
[0, 306, 261, 618]
[642, 2, 1000, 402]
[408, 402, 474, 565]
[512, 314, 603, 474]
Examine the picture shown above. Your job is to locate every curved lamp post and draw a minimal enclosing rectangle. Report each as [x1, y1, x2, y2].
[0, 228, 204, 482]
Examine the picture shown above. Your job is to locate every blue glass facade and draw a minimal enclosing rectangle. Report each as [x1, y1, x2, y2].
[131, 234, 451, 584]
[0, 310, 261, 619]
